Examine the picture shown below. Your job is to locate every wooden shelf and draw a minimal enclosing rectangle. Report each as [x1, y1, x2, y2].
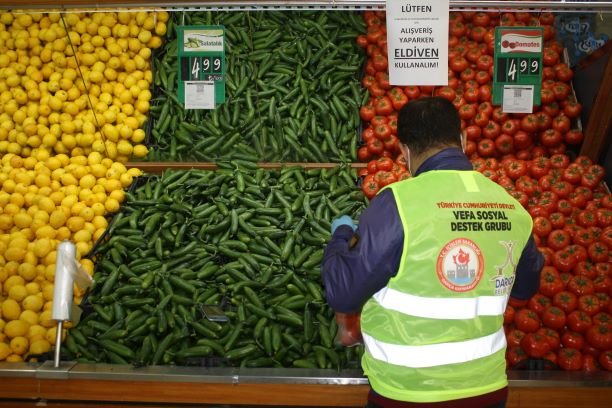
[125, 162, 366, 174]
[1, 371, 612, 407]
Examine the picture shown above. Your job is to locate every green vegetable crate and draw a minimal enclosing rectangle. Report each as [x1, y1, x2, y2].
[65, 162, 367, 370]
[144, 10, 367, 162]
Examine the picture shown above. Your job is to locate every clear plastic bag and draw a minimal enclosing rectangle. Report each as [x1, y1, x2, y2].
[334, 312, 363, 347]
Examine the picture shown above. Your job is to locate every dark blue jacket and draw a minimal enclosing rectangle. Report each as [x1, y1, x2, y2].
[322, 148, 544, 313]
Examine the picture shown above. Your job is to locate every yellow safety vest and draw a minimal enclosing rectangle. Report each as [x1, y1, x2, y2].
[361, 170, 533, 403]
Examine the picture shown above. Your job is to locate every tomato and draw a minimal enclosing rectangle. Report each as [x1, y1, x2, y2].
[520, 114, 539, 133]
[579, 294, 602, 316]
[567, 310, 593, 333]
[541, 87, 556, 105]
[372, 54, 388, 72]
[596, 209, 612, 228]
[593, 312, 611, 328]
[563, 101, 582, 118]
[464, 125, 482, 142]
[549, 154, 570, 169]
[557, 348, 583, 371]
[513, 131, 533, 150]
[521, 332, 551, 358]
[450, 56, 469, 73]
[515, 308, 542, 333]
[547, 230, 571, 251]
[551, 114, 571, 133]
[582, 354, 601, 372]
[470, 70, 489, 87]
[540, 129, 563, 148]
[506, 328, 526, 348]
[586, 324, 612, 350]
[374, 96, 393, 116]
[357, 146, 370, 162]
[543, 49, 560, 66]
[553, 250, 577, 274]
[504, 160, 528, 180]
[435, 86, 456, 102]
[375, 157, 393, 172]
[553, 291, 578, 314]
[449, 20, 467, 37]
[588, 241, 609, 263]
[542, 101, 561, 117]
[561, 331, 585, 351]
[478, 84, 492, 102]
[477, 139, 496, 157]
[528, 293, 552, 315]
[553, 82, 571, 100]
[599, 351, 612, 371]
[375, 171, 397, 188]
[532, 216, 552, 238]
[594, 275, 612, 295]
[502, 301, 517, 324]
[359, 105, 376, 122]
[361, 177, 379, 199]
[536, 328, 561, 351]
[366, 138, 384, 156]
[568, 276, 595, 297]
[506, 346, 528, 368]
[374, 123, 392, 140]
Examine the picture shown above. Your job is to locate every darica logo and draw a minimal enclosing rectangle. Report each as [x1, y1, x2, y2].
[490, 240, 518, 295]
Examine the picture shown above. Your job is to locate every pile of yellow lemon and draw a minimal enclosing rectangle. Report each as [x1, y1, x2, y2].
[0, 9, 167, 362]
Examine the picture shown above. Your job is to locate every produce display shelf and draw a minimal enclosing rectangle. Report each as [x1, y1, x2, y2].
[1, 363, 612, 407]
[3, 0, 612, 13]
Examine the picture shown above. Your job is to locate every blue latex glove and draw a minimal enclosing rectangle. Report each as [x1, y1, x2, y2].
[331, 215, 356, 234]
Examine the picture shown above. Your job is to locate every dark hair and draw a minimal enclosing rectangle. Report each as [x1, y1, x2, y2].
[396, 97, 461, 155]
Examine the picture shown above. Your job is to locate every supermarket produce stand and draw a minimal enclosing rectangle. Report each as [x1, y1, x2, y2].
[1, 362, 612, 407]
[1, 1, 611, 407]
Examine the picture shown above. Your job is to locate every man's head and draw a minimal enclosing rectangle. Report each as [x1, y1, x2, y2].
[396, 96, 462, 157]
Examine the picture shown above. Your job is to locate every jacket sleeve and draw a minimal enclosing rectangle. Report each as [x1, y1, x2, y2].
[321, 189, 404, 313]
[510, 234, 544, 300]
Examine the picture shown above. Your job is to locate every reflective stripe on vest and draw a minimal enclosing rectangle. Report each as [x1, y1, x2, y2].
[363, 327, 506, 368]
[372, 286, 509, 319]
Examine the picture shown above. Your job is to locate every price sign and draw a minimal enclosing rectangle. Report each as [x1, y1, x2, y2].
[493, 27, 543, 111]
[177, 26, 225, 109]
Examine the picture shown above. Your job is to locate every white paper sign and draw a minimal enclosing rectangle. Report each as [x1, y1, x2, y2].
[185, 81, 215, 109]
[502, 85, 534, 113]
[386, 0, 449, 86]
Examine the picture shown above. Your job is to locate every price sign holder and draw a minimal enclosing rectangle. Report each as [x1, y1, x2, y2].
[177, 25, 225, 109]
[493, 27, 543, 111]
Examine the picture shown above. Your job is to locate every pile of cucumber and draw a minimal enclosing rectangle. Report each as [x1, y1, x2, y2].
[65, 163, 366, 368]
[147, 10, 367, 162]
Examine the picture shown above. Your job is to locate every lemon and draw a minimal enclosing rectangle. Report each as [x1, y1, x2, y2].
[27, 324, 46, 340]
[4, 319, 28, 338]
[1, 299, 21, 321]
[10, 337, 28, 355]
[8, 285, 28, 302]
[19, 310, 39, 325]
[104, 197, 120, 212]
[30, 338, 51, 355]
[22, 295, 43, 313]
[0, 343, 11, 360]
[38, 310, 54, 328]
[25, 282, 40, 295]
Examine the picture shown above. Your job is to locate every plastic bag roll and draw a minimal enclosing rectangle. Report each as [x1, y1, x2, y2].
[52, 240, 76, 321]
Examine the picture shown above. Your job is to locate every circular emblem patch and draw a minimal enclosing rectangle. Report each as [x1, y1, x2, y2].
[436, 238, 484, 292]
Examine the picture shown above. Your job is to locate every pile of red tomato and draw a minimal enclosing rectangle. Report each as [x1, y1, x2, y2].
[478, 154, 612, 371]
[356, 10, 611, 371]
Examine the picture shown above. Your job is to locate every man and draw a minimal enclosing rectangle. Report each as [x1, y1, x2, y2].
[322, 97, 543, 408]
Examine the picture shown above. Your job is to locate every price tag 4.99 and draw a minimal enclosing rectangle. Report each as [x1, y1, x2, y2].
[177, 26, 225, 109]
[493, 27, 543, 111]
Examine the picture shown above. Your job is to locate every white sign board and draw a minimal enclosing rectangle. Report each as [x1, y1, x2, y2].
[386, 0, 449, 85]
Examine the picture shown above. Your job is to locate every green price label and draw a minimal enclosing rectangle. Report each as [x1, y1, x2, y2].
[493, 27, 543, 107]
[177, 25, 225, 109]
